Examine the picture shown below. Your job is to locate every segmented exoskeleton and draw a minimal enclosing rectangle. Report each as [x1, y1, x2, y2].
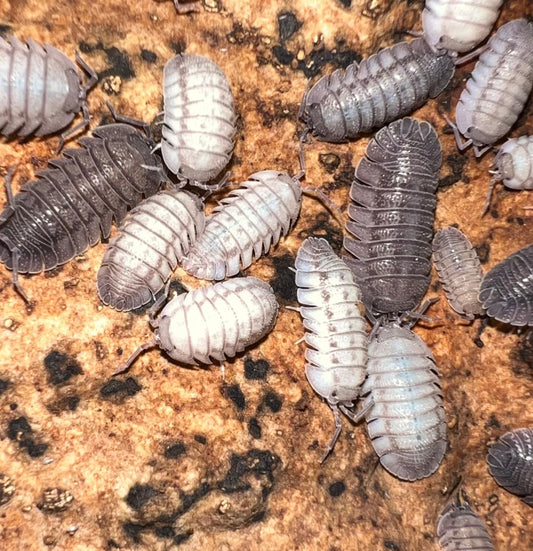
[432, 227, 485, 319]
[487, 428, 533, 507]
[97, 189, 205, 312]
[300, 38, 454, 142]
[294, 237, 368, 461]
[344, 117, 442, 317]
[479, 244, 533, 326]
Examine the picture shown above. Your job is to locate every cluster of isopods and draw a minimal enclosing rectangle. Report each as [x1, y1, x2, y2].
[0, 0, 532, 546]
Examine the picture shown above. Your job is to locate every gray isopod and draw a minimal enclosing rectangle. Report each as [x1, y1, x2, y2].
[362, 322, 447, 481]
[97, 189, 205, 312]
[0, 36, 97, 148]
[161, 53, 236, 188]
[452, 19, 533, 156]
[182, 170, 302, 281]
[432, 227, 485, 319]
[300, 38, 454, 142]
[294, 237, 368, 461]
[487, 427, 533, 507]
[117, 277, 279, 373]
[437, 500, 495, 550]
[422, 0, 503, 55]
[479, 244, 533, 327]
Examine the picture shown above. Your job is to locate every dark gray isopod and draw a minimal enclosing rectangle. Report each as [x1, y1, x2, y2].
[300, 38, 454, 142]
[0, 123, 166, 300]
[487, 428, 533, 507]
[0, 36, 97, 147]
[344, 117, 442, 317]
[479, 244, 533, 327]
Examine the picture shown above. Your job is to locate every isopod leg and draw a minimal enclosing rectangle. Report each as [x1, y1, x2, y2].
[298, 128, 309, 176]
[56, 102, 91, 153]
[444, 115, 472, 152]
[301, 185, 344, 229]
[106, 101, 150, 137]
[173, 0, 201, 13]
[148, 280, 172, 325]
[320, 404, 343, 463]
[76, 52, 99, 93]
[339, 398, 374, 424]
[112, 339, 158, 376]
[11, 244, 29, 303]
[482, 175, 499, 216]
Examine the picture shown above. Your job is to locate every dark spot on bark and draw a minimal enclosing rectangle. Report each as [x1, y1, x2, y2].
[219, 449, 279, 494]
[164, 441, 186, 459]
[273, 45, 294, 65]
[248, 417, 262, 439]
[194, 434, 207, 444]
[80, 41, 135, 80]
[249, 510, 266, 523]
[155, 526, 174, 539]
[0, 379, 8, 394]
[475, 242, 490, 264]
[141, 49, 157, 63]
[384, 541, 401, 550]
[516, 217, 525, 226]
[180, 482, 210, 513]
[7, 416, 48, 457]
[223, 384, 246, 410]
[44, 350, 83, 386]
[338, 0, 352, 7]
[439, 154, 468, 189]
[298, 211, 343, 251]
[263, 391, 283, 413]
[319, 153, 341, 173]
[270, 253, 297, 303]
[511, 331, 533, 378]
[328, 480, 346, 497]
[244, 358, 270, 380]
[123, 522, 143, 544]
[9, 403, 17, 410]
[299, 44, 361, 78]
[107, 540, 120, 549]
[170, 41, 186, 54]
[47, 395, 81, 414]
[173, 532, 192, 545]
[44, 266, 64, 278]
[126, 484, 159, 511]
[100, 377, 142, 400]
[278, 11, 302, 42]
[485, 414, 501, 430]
[0, 24, 12, 37]
[94, 341, 107, 361]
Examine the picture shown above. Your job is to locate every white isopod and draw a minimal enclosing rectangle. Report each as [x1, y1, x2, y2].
[161, 53, 236, 189]
[422, 0, 503, 55]
[97, 189, 205, 312]
[116, 277, 279, 373]
[294, 237, 368, 461]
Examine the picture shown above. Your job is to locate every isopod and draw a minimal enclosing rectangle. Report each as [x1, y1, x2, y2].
[344, 117, 442, 317]
[162, 53, 236, 188]
[300, 38, 454, 142]
[116, 277, 279, 372]
[182, 170, 302, 281]
[487, 427, 533, 507]
[451, 19, 533, 156]
[437, 500, 495, 550]
[97, 189, 205, 312]
[362, 321, 447, 481]
[0, 123, 166, 301]
[0, 36, 97, 148]
[479, 244, 533, 326]
[294, 237, 368, 460]
[422, 0, 503, 55]
[432, 226, 485, 319]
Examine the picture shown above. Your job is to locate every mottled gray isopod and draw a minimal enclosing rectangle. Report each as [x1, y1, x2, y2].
[487, 427, 533, 507]
[0, 36, 97, 148]
[300, 38, 454, 142]
[452, 19, 533, 156]
[162, 53, 236, 188]
[294, 237, 368, 460]
[117, 277, 279, 373]
[97, 189, 205, 312]
[479, 244, 533, 327]
[422, 0, 503, 55]
[432, 227, 485, 319]
[437, 500, 495, 550]
[362, 322, 447, 481]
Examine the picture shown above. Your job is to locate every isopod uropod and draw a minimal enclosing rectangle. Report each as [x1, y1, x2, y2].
[0, 35, 97, 148]
[162, 53, 236, 188]
[294, 237, 368, 461]
[97, 189, 205, 312]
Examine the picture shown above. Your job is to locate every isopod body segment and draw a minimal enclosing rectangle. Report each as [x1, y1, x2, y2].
[487, 427, 533, 507]
[294, 237, 367, 458]
[182, 170, 302, 281]
[162, 54, 236, 187]
[432, 227, 484, 319]
[300, 38, 454, 142]
[97, 189, 205, 312]
[362, 322, 447, 481]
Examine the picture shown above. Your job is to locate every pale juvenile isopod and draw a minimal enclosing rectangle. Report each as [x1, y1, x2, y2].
[161, 53, 236, 188]
[451, 19, 533, 156]
[362, 322, 447, 481]
[116, 277, 279, 373]
[294, 237, 368, 460]
[97, 189, 205, 312]
[182, 170, 302, 280]
[487, 427, 533, 507]
[422, 0, 503, 55]
[344, 117, 442, 317]
[0, 36, 97, 149]
[437, 500, 495, 550]
[479, 244, 533, 327]
[300, 38, 454, 142]
[0, 123, 166, 301]
[432, 227, 485, 319]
